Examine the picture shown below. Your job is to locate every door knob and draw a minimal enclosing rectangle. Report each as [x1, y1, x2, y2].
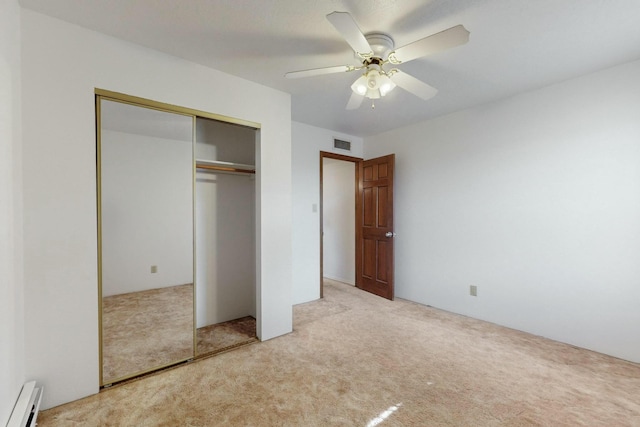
[385, 232, 396, 237]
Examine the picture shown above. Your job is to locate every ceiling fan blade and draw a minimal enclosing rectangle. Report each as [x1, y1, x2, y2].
[346, 92, 364, 110]
[326, 11, 373, 58]
[285, 65, 354, 79]
[392, 71, 438, 100]
[389, 25, 469, 64]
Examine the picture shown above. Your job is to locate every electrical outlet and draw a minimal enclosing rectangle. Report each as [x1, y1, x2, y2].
[470, 285, 477, 297]
[151, 265, 158, 273]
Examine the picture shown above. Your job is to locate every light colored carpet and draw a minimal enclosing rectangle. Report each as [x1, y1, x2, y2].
[41, 279, 640, 426]
[102, 284, 194, 384]
[197, 316, 257, 356]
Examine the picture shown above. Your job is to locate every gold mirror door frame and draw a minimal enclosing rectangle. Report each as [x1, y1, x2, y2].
[97, 95, 196, 385]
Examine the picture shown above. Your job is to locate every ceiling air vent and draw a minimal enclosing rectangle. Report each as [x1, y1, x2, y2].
[334, 138, 351, 151]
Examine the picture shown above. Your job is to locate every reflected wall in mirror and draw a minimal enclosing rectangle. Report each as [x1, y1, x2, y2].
[195, 117, 257, 356]
[99, 99, 194, 384]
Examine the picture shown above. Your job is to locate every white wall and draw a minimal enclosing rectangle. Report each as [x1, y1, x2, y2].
[21, 9, 292, 409]
[101, 129, 193, 296]
[0, 0, 24, 423]
[195, 119, 256, 327]
[322, 158, 355, 285]
[196, 172, 256, 327]
[196, 118, 256, 165]
[365, 59, 640, 363]
[291, 122, 362, 304]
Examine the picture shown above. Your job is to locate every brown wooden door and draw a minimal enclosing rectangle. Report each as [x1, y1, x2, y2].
[356, 154, 394, 300]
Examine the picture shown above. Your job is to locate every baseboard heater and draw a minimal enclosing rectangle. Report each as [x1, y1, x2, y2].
[7, 381, 43, 427]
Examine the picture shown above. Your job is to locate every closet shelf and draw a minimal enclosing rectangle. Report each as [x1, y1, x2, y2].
[195, 159, 255, 174]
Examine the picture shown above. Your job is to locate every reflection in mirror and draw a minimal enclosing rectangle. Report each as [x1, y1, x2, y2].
[99, 99, 194, 384]
[194, 117, 257, 356]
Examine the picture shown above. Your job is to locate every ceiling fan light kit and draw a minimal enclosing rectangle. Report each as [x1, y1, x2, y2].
[285, 11, 469, 110]
[350, 68, 397, 99]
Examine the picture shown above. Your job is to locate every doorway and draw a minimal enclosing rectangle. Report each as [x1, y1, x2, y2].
[319, 151, 396, 301]
[320, 151, 361, 298]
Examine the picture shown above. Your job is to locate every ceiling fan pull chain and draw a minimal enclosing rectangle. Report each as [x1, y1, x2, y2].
[371, 100, 375, 109]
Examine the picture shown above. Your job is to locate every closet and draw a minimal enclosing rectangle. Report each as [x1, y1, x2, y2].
[97, 90, 258, 386]
[194, 117, 257, 356]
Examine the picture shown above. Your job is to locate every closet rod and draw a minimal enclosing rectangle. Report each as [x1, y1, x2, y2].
[195, 163, 255, 174]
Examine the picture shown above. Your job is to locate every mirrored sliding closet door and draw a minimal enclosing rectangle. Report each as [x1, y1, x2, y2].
[98, 98, 195, 385]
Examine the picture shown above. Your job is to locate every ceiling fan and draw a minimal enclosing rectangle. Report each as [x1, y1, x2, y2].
[285, 12, 469, 109]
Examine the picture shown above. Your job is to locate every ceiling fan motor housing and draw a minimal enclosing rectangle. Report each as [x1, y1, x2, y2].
[364, 32, 395, 60]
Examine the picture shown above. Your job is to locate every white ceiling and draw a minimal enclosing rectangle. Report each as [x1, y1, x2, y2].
[20, 0, 640, 137]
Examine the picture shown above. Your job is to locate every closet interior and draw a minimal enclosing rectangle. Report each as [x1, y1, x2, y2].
[194, 117, 257, 357]
[97, 92, 258, 386]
